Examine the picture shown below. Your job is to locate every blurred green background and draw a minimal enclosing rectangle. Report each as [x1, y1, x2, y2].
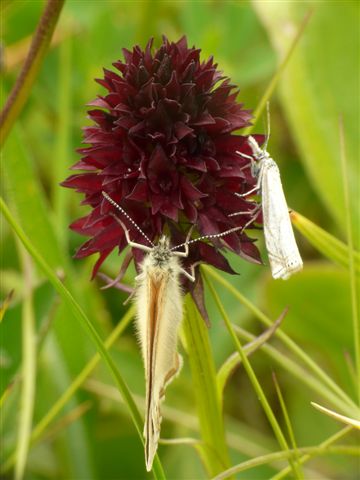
[1, 1, 359, 479]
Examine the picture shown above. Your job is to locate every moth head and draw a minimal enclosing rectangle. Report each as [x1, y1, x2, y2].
[150, 236, 172, 267]
[158, 235, 170, 250]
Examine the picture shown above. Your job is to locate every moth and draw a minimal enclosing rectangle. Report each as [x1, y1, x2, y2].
[233, 135, 303, 280]
[102, 191, 243, 471]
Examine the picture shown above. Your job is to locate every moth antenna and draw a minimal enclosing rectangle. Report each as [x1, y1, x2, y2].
[172, 225, 245, 251]
[102, 191, 154, 247]
[263, 101, 271, 151]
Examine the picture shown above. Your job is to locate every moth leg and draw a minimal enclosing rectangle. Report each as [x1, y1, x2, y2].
[241, 210, 260, 231]
[179, 260, 200, 283]
[172, 225, 195, 258]
[123, 289, 136, 305]
[179, 267, 195, 282]
[110, 213, 152, 253]
[229, 203, 261, 218]
[235, 174, 262, 198]
[236, 150, 253, 161]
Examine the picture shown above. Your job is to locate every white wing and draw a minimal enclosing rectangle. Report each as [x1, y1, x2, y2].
[136, 257, 183, 471]
[261, 159, 303, 280]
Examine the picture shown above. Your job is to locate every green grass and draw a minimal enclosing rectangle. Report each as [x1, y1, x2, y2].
[1, 1, 359, 479]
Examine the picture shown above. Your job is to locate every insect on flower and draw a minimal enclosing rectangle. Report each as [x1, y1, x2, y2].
[61, 36, 265, 319]
[102, 191, 246, 471]
[232, 129, 303, 279]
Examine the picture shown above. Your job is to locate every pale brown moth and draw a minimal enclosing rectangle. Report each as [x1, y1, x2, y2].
[102, 191, 244, 471]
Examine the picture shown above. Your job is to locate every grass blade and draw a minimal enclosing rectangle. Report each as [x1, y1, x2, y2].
[311, 402, 360, 429]
[85, 379, 274, 459]
[0, 0, 65, 145]
[291, 211, 360, 275]
[339, 118, 360, 404]
[211, 444, 359, 480]
[271, 426, 353, 480]
[0, 197, 166, 480]
[14, 249, 36, 480]
[217, 309, 286, 395]
[203, 272, 296, 476]
[53, 37, 72, 246]
[204, 265, 358, 415]
[1, 307, 134, 472]
[183, 296, 231, 477]
[243, 9, 312, 133]
[272, 373, 303, 479]
[232, 324, 349, 420]
[0, 290, 14, 323]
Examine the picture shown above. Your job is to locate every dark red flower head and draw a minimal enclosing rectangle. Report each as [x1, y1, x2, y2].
[62, 36, 263, 307]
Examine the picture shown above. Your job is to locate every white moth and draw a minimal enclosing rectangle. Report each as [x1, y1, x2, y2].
[102, 191, 243, 471]
[234, 136, 303, 280]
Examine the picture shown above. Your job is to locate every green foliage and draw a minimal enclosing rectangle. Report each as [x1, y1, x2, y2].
[1, 2, 358, 479]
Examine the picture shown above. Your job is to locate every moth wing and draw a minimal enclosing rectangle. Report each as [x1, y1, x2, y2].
[137, 266, 183, 471]
[261, 161, 303, 280]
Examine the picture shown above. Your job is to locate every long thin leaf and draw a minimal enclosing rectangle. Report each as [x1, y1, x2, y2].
[85, 379, 274, 460]
[243, 9, 312, 134]
[211, 444, 359, 480]
[0, 290, 14, 323]
[217, 308, 286, 395]
[0, 197, 166, 480]
[233, 324, 353, 416]
[183, 297, 231, 477]
[272, 373, 303, 479]
[0, 0, 65, 145]
[2, 307, 135, 473]
[203, 273, 296, 477]
[271, 426, 353, 480]
[204, 265, 358, 415]
[53, 36, 72, 246]
[291, 211, 360, 275]
[339, 118, 360, 403]
[311, 402, 360, 430]
[2, 124, 114, 475]
[14, 249, 36, 480]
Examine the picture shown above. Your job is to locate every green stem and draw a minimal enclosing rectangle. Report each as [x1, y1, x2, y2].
[15, 249, 36, 480]
[271, 426, 353, 480]
[0, 197, 165, 480]
[183, 296, 231, 477]
[212, 443, 358, 480]
[232, 325, 349, 417]
[0, 0, 65, 147]
[272, 373, 303, 479]
[2, 307, 135, 473]
[291, 210, 360, 274]
[242, 9, 312, 134]
[204, 265, 358, 415]
[53, 36, 72, 246]
[204, 275, 296, 477]
[339, 118, 360, 405]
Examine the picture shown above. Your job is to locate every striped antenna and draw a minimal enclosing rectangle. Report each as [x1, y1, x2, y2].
[171, 225, 245, 252]
[263, 101, 271, 151]
[102, 191, 154, 247]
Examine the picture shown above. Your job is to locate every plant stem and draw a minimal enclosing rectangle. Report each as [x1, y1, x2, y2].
[242, 9, 312, 133]
[272, 373, 303, 479]
[204, 266, 358, 415]
[232, 325, 349, 416]
[14, 248, 36, 480]
[0, 0, 65, 147]
[204, 275, 297, 477]
[339, 117, 360, 405]
[2, 307, 135, 473]
[212, 443, 358, 480]
[0, 197, 165, 480]
[271, 426, 353, 480]
[183, 297, 231, 477]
